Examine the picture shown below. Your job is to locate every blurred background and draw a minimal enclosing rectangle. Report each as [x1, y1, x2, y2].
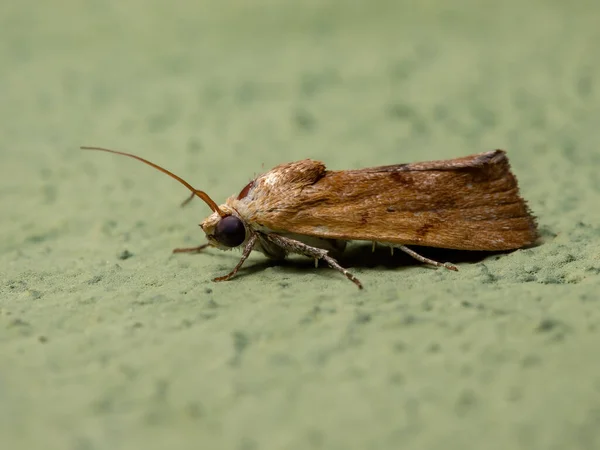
[4, 0, 597, 164]
[2, 1, 600, 449]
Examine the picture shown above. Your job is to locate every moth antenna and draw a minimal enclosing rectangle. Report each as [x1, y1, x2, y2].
[81, 146, 226, 217]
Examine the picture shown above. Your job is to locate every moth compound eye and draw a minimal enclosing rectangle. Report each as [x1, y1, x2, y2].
[214, 215, 246, 248]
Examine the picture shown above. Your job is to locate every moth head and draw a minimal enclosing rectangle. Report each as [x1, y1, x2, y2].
[200, 206, 247, 250]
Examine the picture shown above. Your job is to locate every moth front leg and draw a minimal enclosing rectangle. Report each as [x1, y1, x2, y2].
[172, 243, 211, 254]
[266, 234, 363, 289]
[213, 233, 258, 282]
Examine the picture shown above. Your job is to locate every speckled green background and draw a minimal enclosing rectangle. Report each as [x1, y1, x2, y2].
[2, 1, 600, 449]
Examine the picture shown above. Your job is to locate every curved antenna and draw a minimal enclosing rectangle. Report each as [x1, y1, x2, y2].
[81, 146, 226, 217]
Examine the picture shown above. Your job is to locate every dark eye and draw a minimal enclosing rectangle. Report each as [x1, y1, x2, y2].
[213, 215, 246, 247]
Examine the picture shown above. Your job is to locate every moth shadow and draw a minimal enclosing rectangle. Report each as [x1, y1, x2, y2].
[334, 243, 508, 270]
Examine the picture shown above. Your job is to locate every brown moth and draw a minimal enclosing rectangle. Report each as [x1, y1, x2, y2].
[82, 147, 538, 289]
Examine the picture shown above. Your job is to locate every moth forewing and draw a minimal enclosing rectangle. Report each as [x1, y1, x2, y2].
[243, 150, 538, 252]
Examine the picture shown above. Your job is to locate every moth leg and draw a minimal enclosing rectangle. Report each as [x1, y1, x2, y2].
[213, 234, 258, 282]
[396, 245, 458, 271]
[267, 234, 363, 289]
[179, 192, 195, 208]
[172, 243, 211, 254]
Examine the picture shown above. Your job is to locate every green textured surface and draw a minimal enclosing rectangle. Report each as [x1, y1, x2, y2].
[2, 1, 600, 449]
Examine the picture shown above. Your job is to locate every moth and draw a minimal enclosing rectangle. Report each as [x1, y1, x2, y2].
[82, 147, 538, 289]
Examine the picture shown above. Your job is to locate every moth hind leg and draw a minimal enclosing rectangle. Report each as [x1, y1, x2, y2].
[394, 245, 458, 271]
